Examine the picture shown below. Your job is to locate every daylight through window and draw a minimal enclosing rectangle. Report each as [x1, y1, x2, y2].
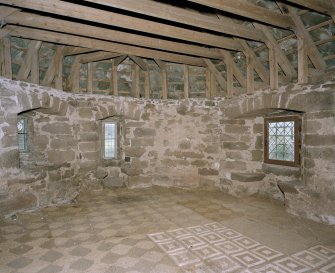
[264, 116, 301, 166]
[103, 122, 117, 159]
[17, 116, 28, 152]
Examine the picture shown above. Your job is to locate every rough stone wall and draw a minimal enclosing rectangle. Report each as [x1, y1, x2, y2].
[0, 77, 334, 225]
[219, 81, 335, 224]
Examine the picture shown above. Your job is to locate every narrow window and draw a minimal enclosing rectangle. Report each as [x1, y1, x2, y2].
[103, 121, 117, 159]
[264, 116, 301, 166]
[17, 116, 28, 152]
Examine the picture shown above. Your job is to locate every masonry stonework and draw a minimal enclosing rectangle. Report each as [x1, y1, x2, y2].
[0, 77, 334, 225]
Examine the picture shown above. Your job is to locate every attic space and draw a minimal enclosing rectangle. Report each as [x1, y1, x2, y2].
[0, 0, 335, 272]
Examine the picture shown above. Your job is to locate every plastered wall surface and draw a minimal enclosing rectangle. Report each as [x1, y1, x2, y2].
[0, 77, 334, 224]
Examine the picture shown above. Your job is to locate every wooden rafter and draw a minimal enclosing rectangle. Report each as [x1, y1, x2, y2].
[220, 50, 246, 88]
[269, 45, 279, 90]
[281, 5, 327, 71]
[5, 11, 229, 58]
[87, 62, 93, 94]
[129, 56, 148, 71]
[68, 56, 81, 92]
[238, 39, 269, 85]
[16, 40, 42, 82]
[246, 54, 254, 94]
[184, 65, 189, 99]
[0, 36, 12, 79]
[132, 64, 140, 98]
[203, 59, 227, 94]
[42, 45, 65, 86]
[79, 52, 121, 64]
[82, 0, 265, 42]
[63, 48, 96, 57]
[6, 26, 205, 67]
[297, 35, 308, 84]
[186, 0, 293, 29]
[283, 0, 335, 16]
[254, 23, 297, 80]
[2, 0, 244, 49]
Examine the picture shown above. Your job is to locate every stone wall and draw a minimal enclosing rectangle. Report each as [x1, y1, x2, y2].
[0, 77, 334, 224]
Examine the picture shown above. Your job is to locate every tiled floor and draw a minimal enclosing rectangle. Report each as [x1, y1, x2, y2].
[0, 187, 334, 273]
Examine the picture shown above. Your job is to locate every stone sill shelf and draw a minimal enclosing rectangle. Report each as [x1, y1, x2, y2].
[278, 180, 304, 194]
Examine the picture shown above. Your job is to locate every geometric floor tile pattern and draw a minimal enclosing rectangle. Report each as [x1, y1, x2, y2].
[0, 186, 334, 273]
[148, 222, 335, 272]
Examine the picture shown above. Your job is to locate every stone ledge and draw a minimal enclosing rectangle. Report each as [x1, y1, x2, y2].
[277, 180, 304, 194]
[231, 172, 265, 183]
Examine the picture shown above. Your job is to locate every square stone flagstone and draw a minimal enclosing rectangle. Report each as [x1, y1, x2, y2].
[292, 249, 328, 267]
[157, 240, 186, 254]
[214, 240, 244, 255]
[187, 225, 211, 235]
[9, 244, 33, 255]
[233, 236, 260, 249]
[169, 250, 201, 267]
[217, 228, 243, 240]
[69, 258, 94, 271]
[7, 256, 33, 269]
[199, 231, 225, 244]
[191, 244, 224, 260]
[168, 228, 192, 238]
[309, 245, 335, 260]
[204, 222, 227, 231]
[251, 245, 284, 261]
[69, 245, 91, 257]
[37, 264, 63, 273]
[148, 232, 173, 243]
[274, 257, 311, 273]
[320, 262, 335, 273]
[207, 256, 242, 273]
[253, 263, 290, 273]
[140, 250, 165, 263]
[40, 250, 63, 262]
[179, 235, 206, 249]
[233, 250, 266, 268]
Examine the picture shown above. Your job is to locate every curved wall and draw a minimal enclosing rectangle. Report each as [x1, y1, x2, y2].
[0, 77, 334, 224]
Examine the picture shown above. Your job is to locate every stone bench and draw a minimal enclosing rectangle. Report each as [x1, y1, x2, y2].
[221, 172, 265, 197]
[231, 172, 265, 183]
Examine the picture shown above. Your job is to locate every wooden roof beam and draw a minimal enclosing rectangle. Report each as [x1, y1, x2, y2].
[82, 0, 265, 42]
[78, 51, 121, 64]
[5, 26, 206, 67]
[63, 47, 97, 57]
[1, 0, 245, 48]
[283, 0, 335, 16]
[279, 4, 327, 71]
[220, 50, 246, 88]
[186, 0, 294, 29]
[129, 56, 148, 71]
[0, 6, 19, 19]
[5, 11, 229, 59]
[254, 23, 297, 80]
[42, 45, 65, 86]
[203, 59, 227, 92]
[113, 55, 128, 67]
[17, 40, 42, 81]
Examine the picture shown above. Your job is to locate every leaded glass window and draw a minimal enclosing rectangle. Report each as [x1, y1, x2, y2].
[268, 121, 294, 161]
[17, 116, 27, 151]
[103, 121, 117, 159]
[264, 116, 301, 166]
